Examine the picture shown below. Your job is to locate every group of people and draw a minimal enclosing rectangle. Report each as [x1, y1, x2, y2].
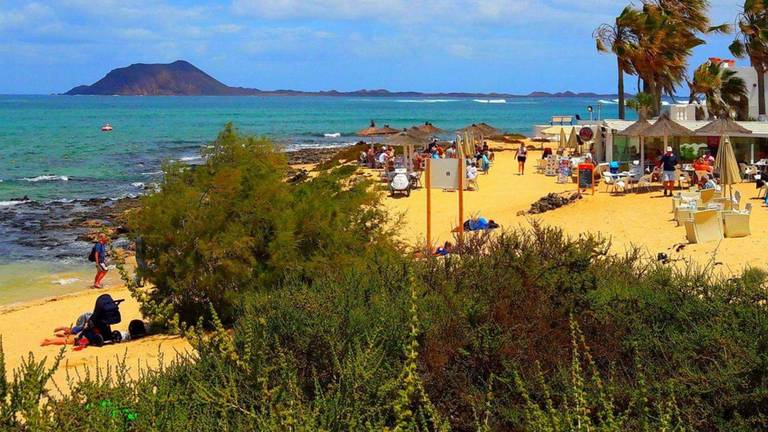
[659, 146, 720, 196]
[361, 145, 396, 170]
[360, 139, 496, 177]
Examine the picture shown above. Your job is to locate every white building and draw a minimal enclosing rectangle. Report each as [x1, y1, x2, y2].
[732, 65, 767, 120]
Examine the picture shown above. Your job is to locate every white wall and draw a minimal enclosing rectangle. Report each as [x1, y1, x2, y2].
[733, 66, 764, 120]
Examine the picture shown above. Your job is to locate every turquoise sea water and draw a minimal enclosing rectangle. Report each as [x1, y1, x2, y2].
[0, 95, 622, 303]
[0, 95, 621, 203]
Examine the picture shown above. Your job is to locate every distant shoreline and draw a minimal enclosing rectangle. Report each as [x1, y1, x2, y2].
[56, 92, 628, 98]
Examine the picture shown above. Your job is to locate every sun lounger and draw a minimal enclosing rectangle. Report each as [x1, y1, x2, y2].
[684, 209, 723, 244]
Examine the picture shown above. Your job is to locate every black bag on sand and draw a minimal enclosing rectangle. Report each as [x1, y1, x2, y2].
[128, 320, 147, 339]
[88, 245, 97, 262]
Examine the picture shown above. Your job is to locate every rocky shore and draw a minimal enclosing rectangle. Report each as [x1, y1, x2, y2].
[0, 145, 360, 261]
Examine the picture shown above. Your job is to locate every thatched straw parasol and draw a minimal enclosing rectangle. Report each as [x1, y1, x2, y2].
[713, 136, 742, 198]
[377, 124, 400, 135]
[386, 129, 431, 172]
[695, 118, 751, 136]
[357, 122, 378, 136]
[638, 114, 693, 167]
[458, 123, 500, 138]
[619, 118, 653, 167]
[417, 122, 443, 134]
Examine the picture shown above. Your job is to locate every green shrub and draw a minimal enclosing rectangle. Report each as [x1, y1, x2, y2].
[129, 123, 392, 326]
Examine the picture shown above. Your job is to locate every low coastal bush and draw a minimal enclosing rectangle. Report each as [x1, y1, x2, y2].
[129, 123, 392, 326]
[3, 127, 768, 430]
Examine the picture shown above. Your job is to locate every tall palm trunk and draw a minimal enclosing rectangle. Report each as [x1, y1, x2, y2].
[617, 58, 626, 119]
[757, 64, 766, 117]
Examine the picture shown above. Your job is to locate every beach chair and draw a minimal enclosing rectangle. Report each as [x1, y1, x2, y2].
[600, 172, 615, 193]
[722, 210, 751, 238]
[699, 188, 716, 205]
[675, 206, 698, 226]
[677, 171, 693, 189]
[536, 159, 547, 174]
[685, 210, 723, 244]
[466, 177, 479, 191]
[635, 174, 653, 193]
[409, 171, 422, 189]
[758, 183, 768, 200]
[740, 163, 759, 182]
[672, 191, 700, 212]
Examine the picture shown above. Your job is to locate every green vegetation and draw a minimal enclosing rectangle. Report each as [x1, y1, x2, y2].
[595, 1, 730, 117]
[128, 123, 391, 326]
[689, 60, 748, 120]
[2, 127, 768, 431]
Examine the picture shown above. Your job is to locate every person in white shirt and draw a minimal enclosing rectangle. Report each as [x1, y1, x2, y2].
[466, 162, 478, 180]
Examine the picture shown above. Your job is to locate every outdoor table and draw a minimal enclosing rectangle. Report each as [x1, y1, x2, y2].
[605, 171, 631, 192]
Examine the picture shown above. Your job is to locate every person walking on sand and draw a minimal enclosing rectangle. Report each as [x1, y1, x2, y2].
[660, 146, 679, 197]
[515, 143, 528, 175]
[91, 233, 109, 288]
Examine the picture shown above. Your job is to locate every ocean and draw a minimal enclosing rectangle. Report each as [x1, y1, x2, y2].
[0, 94, 623, 303]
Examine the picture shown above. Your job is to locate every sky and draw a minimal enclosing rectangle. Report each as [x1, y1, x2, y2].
[0, 0, 746, 94]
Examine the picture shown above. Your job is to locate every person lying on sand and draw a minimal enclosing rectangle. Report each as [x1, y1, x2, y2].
[43, 312, 92, 346]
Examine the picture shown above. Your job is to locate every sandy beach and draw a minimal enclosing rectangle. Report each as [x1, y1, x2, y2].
[3, 140, 766, 391]
[0, 284, 191, 395]
[383, 141, 768, 272]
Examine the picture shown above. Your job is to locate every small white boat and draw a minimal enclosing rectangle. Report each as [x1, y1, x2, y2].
[101, 123, 113, 132]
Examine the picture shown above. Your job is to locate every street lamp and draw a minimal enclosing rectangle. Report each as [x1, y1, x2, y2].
[587, 105, 594, 122]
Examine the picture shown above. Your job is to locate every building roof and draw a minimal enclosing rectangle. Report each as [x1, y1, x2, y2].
[604, 119, 768, 138]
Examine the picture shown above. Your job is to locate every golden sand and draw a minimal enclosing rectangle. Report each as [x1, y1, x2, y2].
[3, 140, 766, 391]
[0, 285, 191, 395]
[383, 142, 768, 272]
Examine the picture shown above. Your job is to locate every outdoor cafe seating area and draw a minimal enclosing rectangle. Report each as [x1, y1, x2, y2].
[672, 188, 752, 243]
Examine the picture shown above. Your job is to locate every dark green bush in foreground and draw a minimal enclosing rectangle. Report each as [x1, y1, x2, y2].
[2, 125, 767, 431]
[4, 225, 768, 431]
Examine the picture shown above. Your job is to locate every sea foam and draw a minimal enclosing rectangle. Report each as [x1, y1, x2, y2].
[0, 200, 29, 207]
[396, 99, 458, 103]
[474, 99, 506, 104]
[22, 175, 69, 182]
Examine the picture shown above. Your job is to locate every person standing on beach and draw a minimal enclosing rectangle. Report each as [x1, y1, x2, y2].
[515, 143, 528, 175]
[660, 146, 679, 197]
[91, 233, 109, 288]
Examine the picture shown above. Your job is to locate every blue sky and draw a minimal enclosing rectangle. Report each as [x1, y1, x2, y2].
[0, 0, 744, 94]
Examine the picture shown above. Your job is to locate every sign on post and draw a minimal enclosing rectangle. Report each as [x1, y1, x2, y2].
[429, 158, 463, 190]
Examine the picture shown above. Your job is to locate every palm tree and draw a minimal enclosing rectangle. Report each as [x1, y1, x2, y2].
[688, 60, 748, 119]
[594, 7, 640, 120]
[730, 0, 768, 118]
[626, 92, 655, 120]
[621, 1, 726, 116]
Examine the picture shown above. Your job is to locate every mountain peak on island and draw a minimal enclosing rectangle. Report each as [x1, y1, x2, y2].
[65, 60, 258, 96]
[65, 60, 621, 98]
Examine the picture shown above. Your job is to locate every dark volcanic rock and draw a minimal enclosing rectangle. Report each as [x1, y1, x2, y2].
[66, 60, 259, 96]
[527, 192, 581, 214]
[286, 147, 344, 165]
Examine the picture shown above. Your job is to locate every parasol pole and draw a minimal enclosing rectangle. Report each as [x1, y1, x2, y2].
[457, 138, 465, 244]
[426, 158, 432, 250]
